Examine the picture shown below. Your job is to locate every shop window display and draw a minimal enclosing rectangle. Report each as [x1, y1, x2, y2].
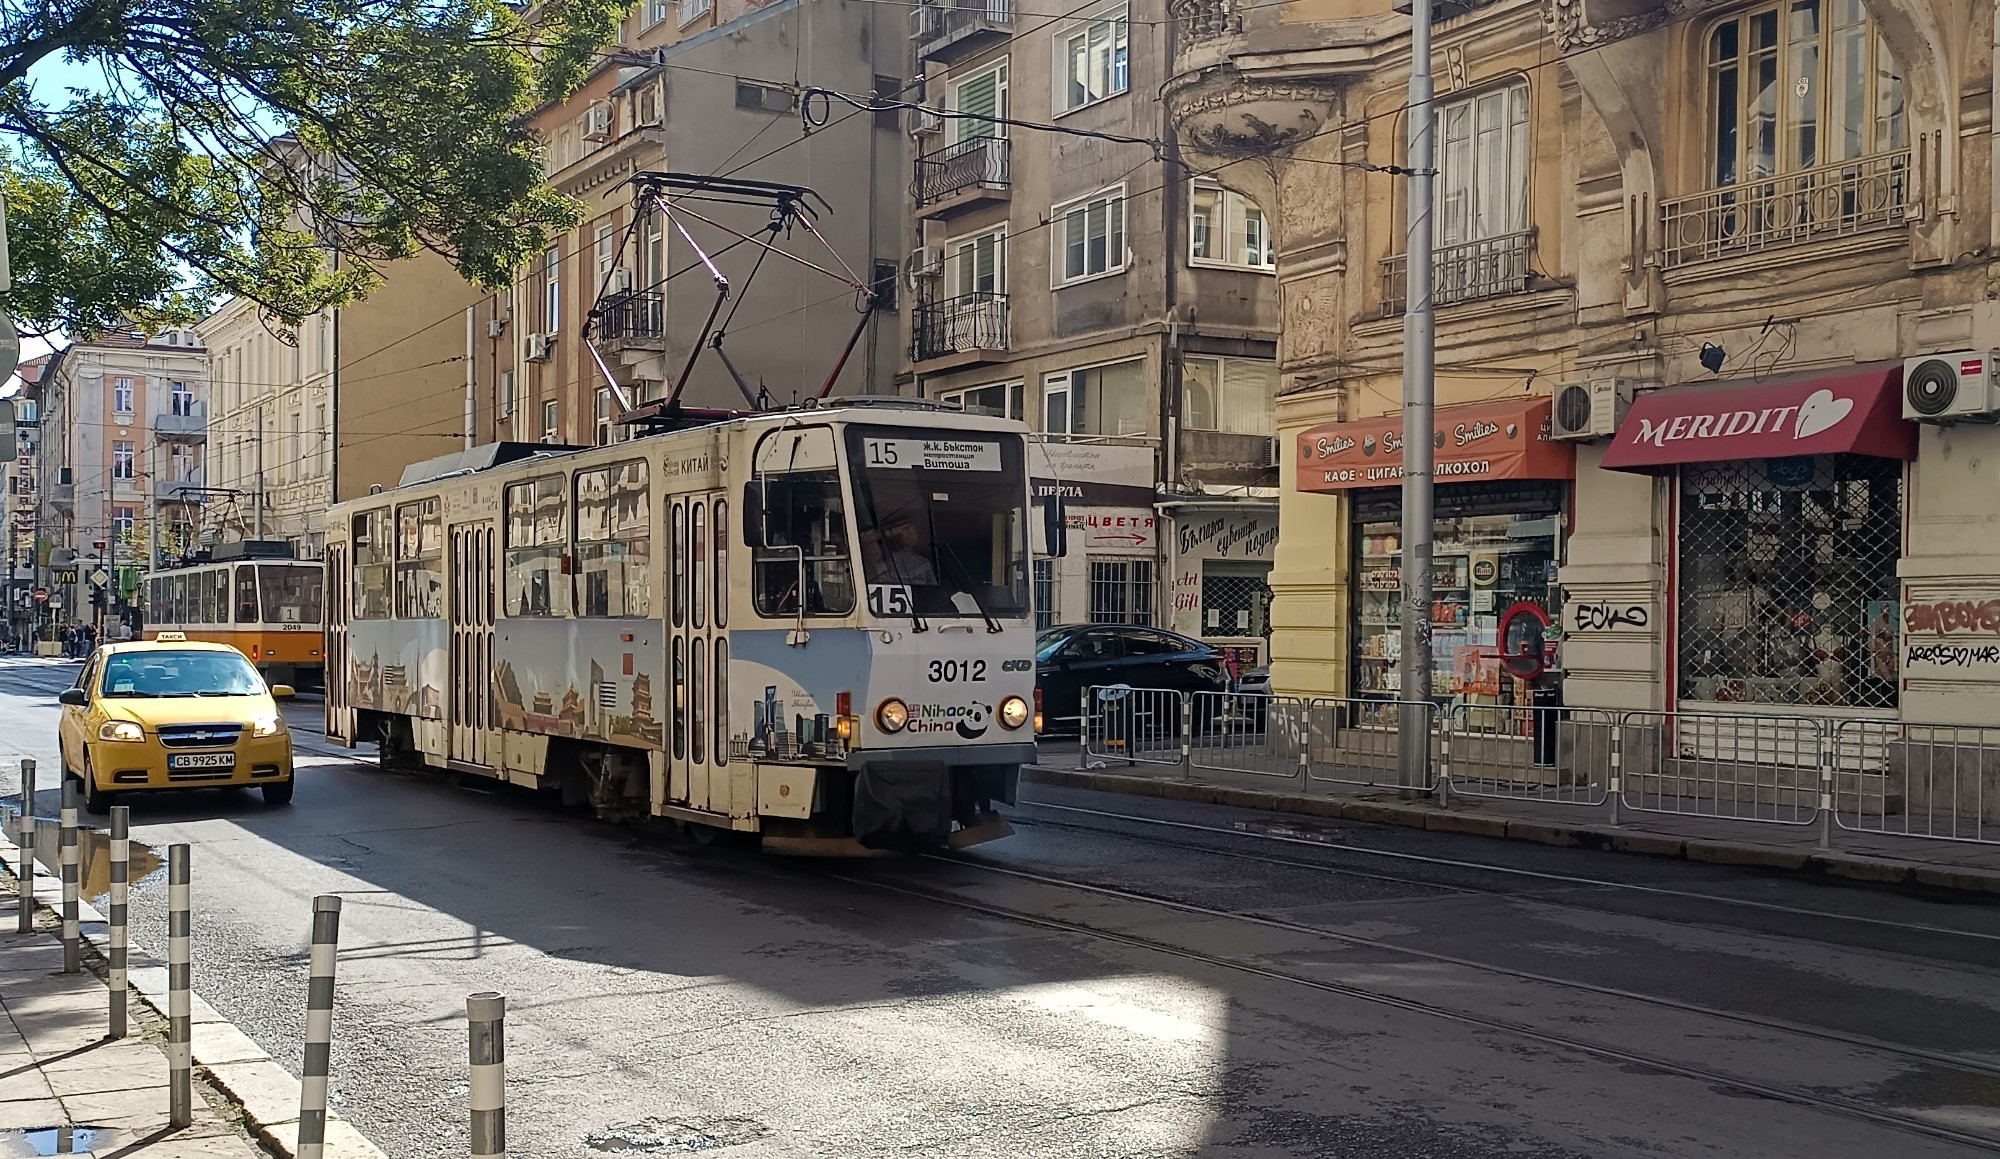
[1354, 511, 1560, 727]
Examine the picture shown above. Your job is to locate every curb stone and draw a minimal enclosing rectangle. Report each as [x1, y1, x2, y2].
[0, 823, 388, 1159]
[1022, 766, 2000, 897]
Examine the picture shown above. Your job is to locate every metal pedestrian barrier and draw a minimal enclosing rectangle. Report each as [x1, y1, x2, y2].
[1302, 697, 1436, 792]
[1187, 690, 1308, 783]
[1831, 719, 1998, 846]
[1080, 686, 1187, 768]
[1446, 704, 1616, 807]
[1616, 710, 1826, 826]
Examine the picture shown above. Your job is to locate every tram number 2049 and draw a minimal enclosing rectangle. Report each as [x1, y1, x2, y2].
[928, 659, 987, 683]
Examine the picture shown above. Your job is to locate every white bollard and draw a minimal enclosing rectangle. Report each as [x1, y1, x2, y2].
[59, 780, 78, 973]
[167, 844, 192, 1128]
[298, 896, 342, 1159]
[467, 992, 506, 1159]
[108, 806, 130, 1037]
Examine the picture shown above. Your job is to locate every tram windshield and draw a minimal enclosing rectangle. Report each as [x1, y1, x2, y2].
[846, 427, 1030, 620]
[259, 563, 324, 625]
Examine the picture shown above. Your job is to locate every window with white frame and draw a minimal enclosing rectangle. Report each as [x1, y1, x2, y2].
[680, 0, 712, 26]
[942, 382, 1024, 419]
[170, 443, 197, 483]
[1043, 358, 1148, 438]
[113, 377, 134, 414]
[317, 405, 330, 477]
[1054, 7, 1129, 115]
[542, 400, 560, 444]
[112, 506, 135, 541]
[643, 0, 670, 26]
[1436, 83, 1530, 247]
[596, 387, 613, 446]
[1182, 356, 1277, 436]
[170, 381, 195, 416]
[950, 61, 1008, 144]
[113, 441, 135, 480]
[1190, 181, 1274, 270]
[544, 248, 560, 334]
[641, 207, 664, 290]
[946, 229, 1006, 297]
[499, 370, 516, 419]
[1054, 187, 1126, 285]
[595, 225, 616, 289]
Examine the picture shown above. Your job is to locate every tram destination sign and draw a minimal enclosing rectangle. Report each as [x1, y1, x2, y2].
[862, 437, 1001, 472]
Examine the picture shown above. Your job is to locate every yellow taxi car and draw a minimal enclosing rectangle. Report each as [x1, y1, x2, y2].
[58, 634, 297, 814]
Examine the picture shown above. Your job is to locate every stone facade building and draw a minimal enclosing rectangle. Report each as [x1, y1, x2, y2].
[1168, 0, 2000, 724]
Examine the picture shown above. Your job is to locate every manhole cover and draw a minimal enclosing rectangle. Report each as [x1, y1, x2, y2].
[584, 1117, 771, 1153]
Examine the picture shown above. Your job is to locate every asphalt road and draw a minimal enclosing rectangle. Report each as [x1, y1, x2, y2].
[4, 655, 1999, 1158]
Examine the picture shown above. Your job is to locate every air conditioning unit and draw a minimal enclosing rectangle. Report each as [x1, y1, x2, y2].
[905, 245, 943, 290]
[583, 103, 614, 142]
[524, 333, 554, 362]
[1903, 352, 2000, 422]
[908, 105, 944, 137]
[486, 318, 507, 339]
[609, 267, 635, 294]
[1551, 378, 1635, 441]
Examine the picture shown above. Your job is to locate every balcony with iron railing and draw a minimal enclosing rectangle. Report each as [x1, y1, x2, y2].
[1169, 0, 1239, 45]
[595, 291, 666, 352]
[911, 0, 1013, 62]
[154, 403, 207, 441]
[1659, 149, 1910, 270]
[1379, 228, 1537, 317]
[912, 293, 1010, 366]
[913, 137, 1010, 217]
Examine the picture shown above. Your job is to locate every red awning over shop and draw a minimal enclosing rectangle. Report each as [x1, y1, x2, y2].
[1295, 397, 1574, 493]
[1600, 361, 1915, 473]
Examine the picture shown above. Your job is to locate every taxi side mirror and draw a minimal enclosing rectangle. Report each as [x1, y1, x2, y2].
[58, 688, 87, 707]
[269, 684, 296, 699]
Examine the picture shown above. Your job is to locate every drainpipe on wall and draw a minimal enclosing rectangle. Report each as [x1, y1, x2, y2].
[464, 307, 476, 448]
[1159, 11, 1184, 631]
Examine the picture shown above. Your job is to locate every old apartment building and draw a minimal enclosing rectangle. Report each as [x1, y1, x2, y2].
[907, 0, 1283, 665]
[474, 0, 905, 449]
[36, 329, 210, 625]
[202, 299, 336, 552]
[1167, 0, 2000, 724]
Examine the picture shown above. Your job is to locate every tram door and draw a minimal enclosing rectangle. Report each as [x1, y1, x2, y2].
[449, 523, 497, 768]
[325, 545, 352, 743]
[668, 492, 728, 813]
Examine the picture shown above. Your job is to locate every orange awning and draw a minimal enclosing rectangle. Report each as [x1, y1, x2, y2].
[1295, 397, 1575, 493]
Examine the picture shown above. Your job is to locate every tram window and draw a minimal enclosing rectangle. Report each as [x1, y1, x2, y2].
[714, 500, 729, 629]
[149, 578, 163, 624]
[504, 475, 571, 617]
[351, 509, 393, 619]
[690, 642, 706, 765]
[211, 572, 230, 624]
[573, 461, 651, 618]
[671, 637, 686, 760]
[691, 502, 707, 629]
[748, 427, 854, 618]
[171, 575, 188, 624]
[263, 564, 324, 626]
[394, 499, 444, 619]
[671, 502, 686, 627]
[196, 573, 214, 624]
[713, 638, 728, 765]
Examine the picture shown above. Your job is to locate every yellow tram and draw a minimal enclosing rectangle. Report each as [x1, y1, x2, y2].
[142, 542, 326, 688]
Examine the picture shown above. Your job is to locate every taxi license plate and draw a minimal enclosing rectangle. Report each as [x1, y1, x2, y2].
[168, 753, 235, 770]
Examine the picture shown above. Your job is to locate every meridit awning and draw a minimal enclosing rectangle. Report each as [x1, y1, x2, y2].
[1294, 397, 1574, 493]
[1600, 361, 1915, 473]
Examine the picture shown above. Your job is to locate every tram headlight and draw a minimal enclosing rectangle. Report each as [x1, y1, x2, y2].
[875, 698, 909, 734]
[999, 696, 1030, 730]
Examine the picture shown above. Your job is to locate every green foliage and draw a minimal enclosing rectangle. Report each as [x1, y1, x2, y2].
[0, 0, 631, 335]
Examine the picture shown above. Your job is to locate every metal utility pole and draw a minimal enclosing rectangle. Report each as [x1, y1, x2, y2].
[254, 411, 266, 538]
[1396, 0, 1438, 789]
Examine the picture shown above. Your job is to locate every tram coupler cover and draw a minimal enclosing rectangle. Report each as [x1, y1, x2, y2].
[852, 762, 952, 848]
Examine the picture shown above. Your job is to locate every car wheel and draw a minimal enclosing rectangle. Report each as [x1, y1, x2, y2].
[262, 779, 295, 807]
[78, 764, 112, 816]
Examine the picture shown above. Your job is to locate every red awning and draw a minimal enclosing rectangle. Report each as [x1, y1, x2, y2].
[1295, 397, 1574, 492]
[1601, 361, 1914, 473]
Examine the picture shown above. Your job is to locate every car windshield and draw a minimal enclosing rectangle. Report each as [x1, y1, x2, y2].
[100, 650, 265, 698]
[1035, 630, 1076, 661]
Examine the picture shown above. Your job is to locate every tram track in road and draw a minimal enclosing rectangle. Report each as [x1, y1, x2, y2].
[826, 857, 2000, 1155]
[1012, 798, 2000, 946]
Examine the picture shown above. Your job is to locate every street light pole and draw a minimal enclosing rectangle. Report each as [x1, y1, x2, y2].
[1396, 0, 1438, 789]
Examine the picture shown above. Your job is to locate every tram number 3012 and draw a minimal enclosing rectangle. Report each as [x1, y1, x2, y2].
[928, 659, 987, 683]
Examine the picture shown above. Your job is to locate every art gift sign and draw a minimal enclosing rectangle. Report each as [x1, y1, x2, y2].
[1170, 508, 1279, 639]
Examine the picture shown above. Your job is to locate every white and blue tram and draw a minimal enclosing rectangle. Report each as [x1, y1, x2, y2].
[323, 399, 1041, 851]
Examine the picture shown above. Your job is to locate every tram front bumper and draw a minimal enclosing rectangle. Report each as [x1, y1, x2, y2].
[846, 742, 1034, 848]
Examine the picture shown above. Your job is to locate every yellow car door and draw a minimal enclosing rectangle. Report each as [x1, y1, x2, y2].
[58, 657, 96, 775]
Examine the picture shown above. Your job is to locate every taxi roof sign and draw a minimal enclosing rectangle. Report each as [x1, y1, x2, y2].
[154, 631, 187, 641]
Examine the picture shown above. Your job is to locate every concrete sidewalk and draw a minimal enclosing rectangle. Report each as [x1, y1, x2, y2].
[1027, 745, 2000, 895]
[0, 924, 260, 1158]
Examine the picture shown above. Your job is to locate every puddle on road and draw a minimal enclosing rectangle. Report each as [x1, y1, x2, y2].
[584, 1117, 772, 1153]
[3, 813, 163, 904]
[0, 1125, 101, 1155]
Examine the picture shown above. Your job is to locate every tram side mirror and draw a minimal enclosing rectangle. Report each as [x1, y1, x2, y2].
[1039, 497, 1068, 559]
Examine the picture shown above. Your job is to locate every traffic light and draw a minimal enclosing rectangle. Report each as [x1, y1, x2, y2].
[91, 585, 106, 609]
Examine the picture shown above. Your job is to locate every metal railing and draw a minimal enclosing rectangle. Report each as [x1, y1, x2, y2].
[1169, 0, 1238, 42]
[1379, 228, 1535, 317]
[596, 291, 664, 345]
[912, 0, 1013, 59]
[1075, 690, 2000, 849]
[911, 293, 1009, 363]
[913, 137, 1010, 207]
[1659, 149, 1910, 269]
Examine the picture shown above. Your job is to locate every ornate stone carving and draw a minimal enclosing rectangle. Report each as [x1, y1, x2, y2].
[1168, 77, 1344, 161]
[1542, 0, 1725, 51]
[1168, 0, 1240, 44]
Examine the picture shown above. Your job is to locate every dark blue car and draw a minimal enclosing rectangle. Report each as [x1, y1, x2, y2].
[1035, 624, 1230, 731]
